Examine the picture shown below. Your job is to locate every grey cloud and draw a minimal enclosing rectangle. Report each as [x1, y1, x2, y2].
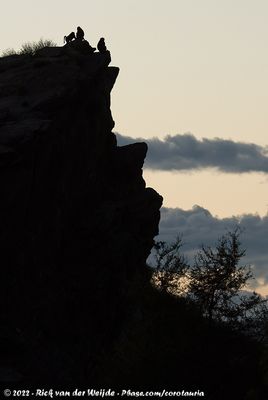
[155, 205, 268, 288]
[116, 133, 268, 173]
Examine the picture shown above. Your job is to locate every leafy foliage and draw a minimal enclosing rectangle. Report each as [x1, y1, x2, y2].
[152, 229, 268, 340]
[190, 229, 249, 319]
[151, 236, 189, 295]
[189, 229, 268, 335]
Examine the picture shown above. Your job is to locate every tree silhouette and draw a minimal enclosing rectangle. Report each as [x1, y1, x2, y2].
[189, 229, 267, 335]
[151, 236, 189, 295]
[152, 229, 268, 340]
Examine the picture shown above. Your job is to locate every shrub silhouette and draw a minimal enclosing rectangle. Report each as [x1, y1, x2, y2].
[1, 48, 17, 57]
[152, 229, 268, 340]
[1, 38, 56, 57]
[19, 38, 56, 55]
[189, 229, 268, 333]
[151, 236, 189, 295]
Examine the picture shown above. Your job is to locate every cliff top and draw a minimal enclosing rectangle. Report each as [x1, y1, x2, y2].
[0, 43, 117, 152]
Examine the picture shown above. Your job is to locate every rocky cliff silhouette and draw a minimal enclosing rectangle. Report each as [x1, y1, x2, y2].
[0, 45, 162, 382]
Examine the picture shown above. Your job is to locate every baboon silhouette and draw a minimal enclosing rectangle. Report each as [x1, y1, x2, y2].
[76, 26, 84, 41]
[97, 37, 107, 53]
[64, 32, 75, 44]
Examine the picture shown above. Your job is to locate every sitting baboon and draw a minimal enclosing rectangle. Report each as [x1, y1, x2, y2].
[97, 37, 107, 53]
[64, 32, 75, 44]
[76, 26, 84, 41]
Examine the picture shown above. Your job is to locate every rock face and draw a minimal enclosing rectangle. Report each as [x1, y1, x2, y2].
[0, 46, 162, 381]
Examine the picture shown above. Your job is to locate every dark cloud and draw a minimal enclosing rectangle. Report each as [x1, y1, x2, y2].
[117, 133, 268, 290]
[155, 205, 268, 290]
[116, 133, 268, 173]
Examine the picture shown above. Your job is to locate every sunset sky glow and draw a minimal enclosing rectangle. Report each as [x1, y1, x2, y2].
[2, 0, 268, 293]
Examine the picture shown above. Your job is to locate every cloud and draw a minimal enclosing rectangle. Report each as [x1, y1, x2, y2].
[155, 205, 268, 290]
[116, 133, 268, 173]
[117, 132, 268, 291]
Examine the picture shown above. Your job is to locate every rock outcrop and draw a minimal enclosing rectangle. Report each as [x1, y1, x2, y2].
[0, 45, 162, 382]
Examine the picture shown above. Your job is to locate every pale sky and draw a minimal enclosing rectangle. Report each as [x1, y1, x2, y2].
[1, 0, 268, 217]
